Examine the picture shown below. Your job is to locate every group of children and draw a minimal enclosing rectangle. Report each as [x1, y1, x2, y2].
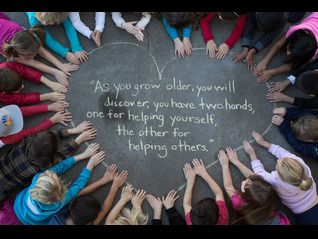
[0, 11, 318, 225]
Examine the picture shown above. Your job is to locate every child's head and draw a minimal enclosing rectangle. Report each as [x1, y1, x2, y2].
[291, 115, 318, 143]
[0, 69, 23, 93]
[284, 29, 317, 70]
[28, 130, 58, 169]
[163, 12, 198, 30]
[29, 170, 67, 204]
[112, 207, 148, 225]
[35, 12, 69, 25]
[190, 198, 219, 225]
[277, 157, 313, 191]
[2, 28, 45, 60]
[69, 195, 101, 225]
[255, 12, 286, 32]
[238, 175, 279, 225]
[296, 70, 318, 96]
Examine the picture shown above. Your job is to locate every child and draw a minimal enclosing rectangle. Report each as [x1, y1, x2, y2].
[0, 12, 77, 86]
[243, 131, 318, 225]
[0, 62, 67, 106]
[105, 186, 148, 225]
[254, 12, 318, 84]
[147, 190, 186, 225]
[111, 12, 152, 42]
[218, 146, 290, 225]
[69, 12, 106, 47]
[0, 103, 71, 148]
[200, 12, 247, 60]
[0, 121, 96, 204]
[49, 165, 128, 225]
[183, 158, 229, 225]
[272, 107, 318, 161]
[267, 69, 318, 109]
[162, 12, 198, 58]
[12, 143, 105, 225]
[232, 12, 286, 69]
[25, 12, 88, 65]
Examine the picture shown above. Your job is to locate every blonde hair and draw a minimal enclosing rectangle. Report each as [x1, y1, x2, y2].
[112, 207, 148, 225]
[30, 170, 67, 204]
[36, 12, 69, 25]
[2, 28, 45, 58]
[277, 157, 313, 191]
[291, 115, 318, 143]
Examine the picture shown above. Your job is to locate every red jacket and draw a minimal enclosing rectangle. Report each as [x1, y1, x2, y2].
[0, 62, 42, 105]
[200, 13, 247, 48]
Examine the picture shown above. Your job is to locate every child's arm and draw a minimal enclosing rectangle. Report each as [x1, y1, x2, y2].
[224, 15, 247, 49]
[136, 12, 151, 30]
[200, 13, 216, 44]
[105, 185, 134, 225]
[162, 17, 179, 41]
[192, 159, 225, 201]
[4, 62, 42, 84]
[226, 146, 254, 178]
[218, 149, 237, 198]
[69, 12, 92, 39]
[182, 25, 192, 39]
[93, 170, 128, 225]
[63, 17, 83, 53]
[182, 163, 196, 214]
[111, 12, 125, 28]
[293, 96, 318, 109]
[95, 12, 106, 33]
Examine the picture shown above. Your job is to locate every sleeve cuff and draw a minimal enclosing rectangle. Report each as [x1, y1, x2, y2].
[287, 75, 296, 85]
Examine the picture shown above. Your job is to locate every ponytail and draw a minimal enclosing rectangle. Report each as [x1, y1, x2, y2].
[2, 42, 19, 58]
[299, 177, 313, 191]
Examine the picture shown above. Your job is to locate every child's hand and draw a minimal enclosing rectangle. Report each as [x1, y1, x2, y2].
[192, 158, 208, 178]
[273, 107, 287, 117]
[174, 38, 186, 58]
[70, 121, 93, 134]
[162, 190, 179, 210]
[122, 21, 144, 41]
[92, 30, 102, 47]
[50, 111, 72, 126]
[254, 60, 267, 76]
[75, 128, 97, 144]
[183, 163, 196, 183]
[266, 91, 289, 103]
[46, 92, 66, 102]
[232, 47, 248, 63]
[101, 164, 117, 184]
[59, 63, 79, 74]
[82, 143, 100, 159]
[206, 39, 217, 58]
[226, 146, 240, 165]
[243, 140, 257, 158]
[86, 151, 106, 171]
[66, 52, 80, 65]
[146, 194, 162, 217]
[48, 81, 68, 93]
[272, 115, 284, 126]
[245, 49, 256, 70]
[216, 43, 229, 60]
[183, 37, 192, 56]
[112, 170, 128, 189]
[131, 189, 147, 209]
[218, 149, 229, 167]
[257, 69, 273, 84]
[75, 50, 89, 63]
[120, 185, 134, 203]
[53, 70, 69, 87]
[269, 80, 291, 93]
[48, 101, 69, 112]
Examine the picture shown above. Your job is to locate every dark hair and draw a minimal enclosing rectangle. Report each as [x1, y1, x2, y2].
[69, 195, 101, 225]
[190, 197, 219, 225]
[255, 12, 286, 32]
[29, 130, 58, 170]
[162, 12, 201, 30]
[296, 70, 318, 95]
[218, 12, 246, 21]
[284, 29, 317, 70]
[234, 175, 279, 225]
[0, 68, 23, 92]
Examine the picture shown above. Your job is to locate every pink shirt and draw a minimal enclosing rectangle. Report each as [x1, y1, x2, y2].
[286, 12, 318, 57]
[185, 200, 229, 225]
[251, 144, 317, 214]
[230, 192, 290, 225]
[0, 18, 23, 55]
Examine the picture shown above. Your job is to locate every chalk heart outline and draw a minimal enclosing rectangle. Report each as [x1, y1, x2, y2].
[69, 42, 275, 192]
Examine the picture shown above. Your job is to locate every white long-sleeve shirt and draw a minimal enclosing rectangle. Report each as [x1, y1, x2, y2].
[251, 144, 317, 214]
[69, 12, 105, 39]
[111, 12, 151, 30]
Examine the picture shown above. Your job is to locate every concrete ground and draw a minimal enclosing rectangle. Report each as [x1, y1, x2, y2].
[1, 12, 317, 225]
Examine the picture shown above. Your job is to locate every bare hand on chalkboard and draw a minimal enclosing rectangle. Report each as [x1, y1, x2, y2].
[53, 70, 69, 87]
[226, 147, 240, 165]
[66, 52, 80, 65]
[86, 151, 106, 171]
[218, 149, 229, 167]
[232, 47, 248, 63]
[48, 101, 69, 112]
[50, 111, 72, 126]
[206, 39, 217, 58]
[146, 194, 162, 219]
[112, 170, 128, 189]
[162, 190, 179, 210]
[120, 185, 134, 203]
[269, 80, 291, 93]
[70, 121, 93, 134]
[254, 60, 267, 76]
[101, 164, 118, 183]
[122, 21, 144, 42]
[82, 143, 100, 159]
[242, 141, 257, 159]
[75, 128, 97, 144]
[75, 50, 89, 63]
[192, 158, 208, 178]
[132, 189, 147, 209]
[257, 70, 273, 84]
[183, 37, 192, 56]
[266, 91, 288, 103]
[183, 163, 196, 183]
[59, 63, 79, 74]
[216, 43, 229, 60]
[174, 38, 186, 58]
